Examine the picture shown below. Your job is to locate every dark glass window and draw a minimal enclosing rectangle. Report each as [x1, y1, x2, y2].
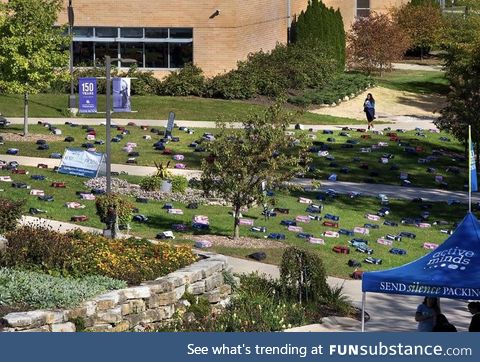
[170, 42, 193, 68]
[96, 27, 118, 38]
[121, 28, 143, 38]
[170, 28, 193, 39]
[356, 9, 370, 17]
[145, 28, 168, 38]
[120, 43, 144, 67]
[73, 41, 94, 66]
[145, 43, 168, 68]
[94, 42, 118, 66]
[73, 27, 93, 37]
[357, 0, 370, 8]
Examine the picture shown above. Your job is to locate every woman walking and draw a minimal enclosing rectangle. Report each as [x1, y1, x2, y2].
[364, 93, 375, 130]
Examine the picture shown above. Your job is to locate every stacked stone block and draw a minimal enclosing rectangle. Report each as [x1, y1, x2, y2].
[0, 253, 232, 332]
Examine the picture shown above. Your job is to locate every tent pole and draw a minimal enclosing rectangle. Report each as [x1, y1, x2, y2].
[469, 125, 473, 213]
[361, 292, 366, 332]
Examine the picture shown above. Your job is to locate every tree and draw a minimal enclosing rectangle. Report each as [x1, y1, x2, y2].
[393, 1, 444, 59]
[347, 12, 411, 75]
[293, 0, 346, 70]
[435, 19, 480, 165]
[0, 0, 68, 135]
[201, 103, 309, 239]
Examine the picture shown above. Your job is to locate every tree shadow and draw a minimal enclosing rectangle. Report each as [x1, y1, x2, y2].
[2, 94, 64, 113]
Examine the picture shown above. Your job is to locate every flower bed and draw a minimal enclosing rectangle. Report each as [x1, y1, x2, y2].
[1, 226, 197, 285]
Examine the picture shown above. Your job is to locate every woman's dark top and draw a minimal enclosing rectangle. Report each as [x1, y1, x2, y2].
[469, 313, 480, 332]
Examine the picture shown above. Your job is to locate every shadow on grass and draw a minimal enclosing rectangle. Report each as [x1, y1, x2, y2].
[2, 94, 64, 114]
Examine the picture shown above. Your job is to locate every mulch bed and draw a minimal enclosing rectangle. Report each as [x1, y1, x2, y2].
[1, 133, 63, 143]
[191, 234, 285, 249]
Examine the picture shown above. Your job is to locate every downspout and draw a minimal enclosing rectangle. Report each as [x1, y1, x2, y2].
[287, 0, 292, 43]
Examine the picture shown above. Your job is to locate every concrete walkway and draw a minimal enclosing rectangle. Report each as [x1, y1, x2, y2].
[18, 216, 472, 332]
[392, 62, 444, 72]
[7, 116, 435, 131]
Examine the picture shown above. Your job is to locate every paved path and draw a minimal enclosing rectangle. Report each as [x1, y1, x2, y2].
[7, 117, 436, 131]
[3, 153, 476, 204]
[19, 216, 472, 332]
[392, 62, 444, 72]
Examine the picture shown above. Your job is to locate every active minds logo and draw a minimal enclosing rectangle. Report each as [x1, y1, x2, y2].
[425, 246, 474, 271]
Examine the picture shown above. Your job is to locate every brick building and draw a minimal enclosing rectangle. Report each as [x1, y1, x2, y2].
[58, 0, 407, 77]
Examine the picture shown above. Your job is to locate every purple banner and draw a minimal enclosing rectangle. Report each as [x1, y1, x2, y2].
[113, 77, 131, 113]
[78, 78, 97, 113]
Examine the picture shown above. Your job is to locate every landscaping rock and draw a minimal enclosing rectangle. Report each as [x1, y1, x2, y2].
[2, 311, 51, 328]
[86, 324, 113, 332]
[205, 273, 224, 292]
[121, 300, 146, 316]
[96, 307, 123, 324]
[187, 280, 206, 295]
[123, 286, 151, 300]
[50, 322, 76, 333]
[110, 320, 130, 332]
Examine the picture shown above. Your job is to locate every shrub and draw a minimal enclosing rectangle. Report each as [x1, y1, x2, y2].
[125, 67, 162, 96]
[0, 225, 74, 274]
[170, 175, 188, 193]
[161, 63, 205, 96]
[280, 247, 329, 304]
[1, 226, 197, 285]
[204, 70, 256, 100]
[205, 42, 337, 100]
[140, 175, 163, 191]
[95, 193, 135, 227]
[288, 73, 373, 107]
[182, 292, 212, 320]
[0, 268, 126, 309]
[0, 197, 25, 234]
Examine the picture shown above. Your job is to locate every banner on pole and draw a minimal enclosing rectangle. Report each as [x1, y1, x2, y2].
[166, 111, 175, 136]
[78, 78, 97, 113]
[470, 135, 478, 192]
[58, 148, 105, 178]
[113, 77, 132, 112]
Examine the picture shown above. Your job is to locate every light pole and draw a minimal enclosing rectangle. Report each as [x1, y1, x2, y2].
[68, 0, 76, 110]
[104, 56, 137, 194]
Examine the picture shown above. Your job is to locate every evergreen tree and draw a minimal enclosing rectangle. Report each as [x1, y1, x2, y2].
[293, 0, 346, 70]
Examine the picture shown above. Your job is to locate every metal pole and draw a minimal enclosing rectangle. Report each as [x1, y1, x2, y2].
[361, 292, 366, 332]
[469, 125, 472, 213]
[23, 92, 28, 136]
[105, 56, 112, 194]
[68, 0, 76, 109]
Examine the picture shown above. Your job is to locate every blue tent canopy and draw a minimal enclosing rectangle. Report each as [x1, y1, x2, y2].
[362, 212, 480, 300]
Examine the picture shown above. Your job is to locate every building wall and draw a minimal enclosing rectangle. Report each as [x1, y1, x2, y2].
[57, 0, 408, 76]
[324, 0, 409, 26]
[58, 0, 309, 76]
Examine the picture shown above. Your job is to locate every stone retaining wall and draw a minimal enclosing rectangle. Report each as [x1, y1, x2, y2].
[0, 252, 233, 332]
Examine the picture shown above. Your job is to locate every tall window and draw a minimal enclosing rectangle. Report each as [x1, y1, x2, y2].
[356, 0, 370, 17]
[72, 27, 193, 69]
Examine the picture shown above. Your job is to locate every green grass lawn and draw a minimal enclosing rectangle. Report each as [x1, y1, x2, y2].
[0, 94, 358, 125]
[307, 129, 467, 191]
[0, 124, 466, 190]
[0, 165, 472, 278]
[375, 70, 449, 95]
